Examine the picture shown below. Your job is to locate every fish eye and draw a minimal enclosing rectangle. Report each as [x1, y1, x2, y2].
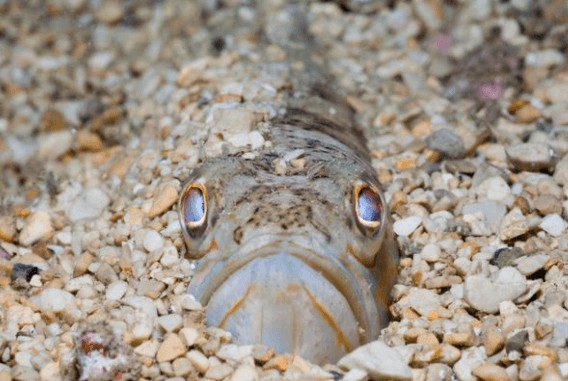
[180, 183, 208, 237]
[354, 184, 382, 231]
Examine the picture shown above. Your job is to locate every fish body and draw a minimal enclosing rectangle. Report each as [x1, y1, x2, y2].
[178, 2, 399, 364]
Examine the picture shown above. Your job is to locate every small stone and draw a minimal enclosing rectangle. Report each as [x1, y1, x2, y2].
[453, 347, 486, 381]
[476, 176, 511, 202]
[338, 341, 412, 381]
[393, 216, 422, 237]
[217, 344, 253, 363]
[38, 288, 75, 313]
[172, 357, 193, 377]
[545, 82, 568, 103]
[94, 0, 124, 25]
[143, 230, 164, 252]
[76, 130, 104, 151]
[549, 102, 568, 126]
[343, 368, 369, 381]
[205, 363, 233, 380]
[554, 155, 568, 185]
[506, 330, 528, 353]
[39, 361, 60, 380]
[11, 263, 40, 284]
[525, 49, 565, 68]
[499, 208, 529, 241]
[420, 243, 441, 262]
[230, 364, 258, 381]
[462, 201, 506, 235]
[533, 195, 563, 216]
[181, 294, 204, 311]
[187, 350, 209, 373]
[505, 143, 556, 172]
[106, 280, 128, 301]
[426, 128, 465, 159]
[19, 211, 53, 246]
[148, 185, 178, 218]
[68, 188, 110, 222]
[95, 262, 118, 285]
[394, 288, 441, 318]
[483, 326, 505, 356]
[514, 104, 541, 124]
[490, 247, 524, 268]
[473, 363, 508, 381]
[134, 340, 159, 358]
[156, 334, 186, 363]
[157, 314, 183, 333]
[264, 355, 292, 372]
[516, 254, 549, 276]
[40, 108, 66, 132]
[252, 344, 274, 364]
[464, 267, 527, 313]
[136, 279, 166, 299]
[37, 131, 73, 160]
[539, 214, 567, 237]
[179, 328, 199, 347]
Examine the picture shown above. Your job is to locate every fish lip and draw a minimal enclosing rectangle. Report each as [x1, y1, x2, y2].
[187, 235, 376, 344]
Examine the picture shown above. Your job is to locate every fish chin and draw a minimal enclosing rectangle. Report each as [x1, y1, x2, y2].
[197, 253, 361, 364]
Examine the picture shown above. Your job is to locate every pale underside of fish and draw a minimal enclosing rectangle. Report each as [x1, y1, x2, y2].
[178, 1, 399, 364]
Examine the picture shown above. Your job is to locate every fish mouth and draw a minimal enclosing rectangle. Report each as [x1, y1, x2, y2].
[187, 238, 378, 364]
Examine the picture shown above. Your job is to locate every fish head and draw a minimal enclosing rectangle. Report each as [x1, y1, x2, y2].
[178, 153, 399, 364]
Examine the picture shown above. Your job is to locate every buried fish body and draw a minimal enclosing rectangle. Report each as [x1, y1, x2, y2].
[178, 2, 399, 364]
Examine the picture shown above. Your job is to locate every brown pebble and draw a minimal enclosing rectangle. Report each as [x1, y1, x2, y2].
[513, 196, 532, 215]
[523, 343, 557, 361]
[91, 106, 124, 132]
[473, 363, 508, 381]
[533, 194, 563, 216]
[514, 104, 541, 124]
[264, 354, 292, 372]
[156, 334, 186, 363]
[148, 185, 178, 218]
[483, 326, 505, 356]
[40, 109, 66, 132]
[0, 216, 16, 242]
[74, 253, 94, 277]
[76, 130, 104, 151]
[443, 330, 475, 346]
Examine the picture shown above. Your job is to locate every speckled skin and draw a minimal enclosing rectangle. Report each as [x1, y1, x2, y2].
[178, 1, 399, 364]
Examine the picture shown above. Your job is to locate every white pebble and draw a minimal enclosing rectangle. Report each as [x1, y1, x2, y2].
[19, 210, 53, 246]
[157, 314, 183, 333]
[106, 280, 128, 301]
[143, 229, 164, 252]
[187, 350, 209, 373]
[181, 294, 204, 311]
[464, 267, 527, 313]
[393, 216, 422, 237]
[539, 213, 567, 237]
[230, 364, 258, 381]
[68, 188, 110, 222]
[38, 288, 75, 313]
[338, 341, 412, 381]
[420, 243, 441, 262]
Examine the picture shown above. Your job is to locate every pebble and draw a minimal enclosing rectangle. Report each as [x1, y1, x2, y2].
[525, 49, 565, 68]
[187, 350, 209, 374]
[230, 364, 258, 381]
[545, 82, 568, 103]
[499, 208, 529, 241]
[464, 267, 527, 313]
[476, 176, 511, 202]
[393, 216, 422, 237]
[505, 143, 556, 172]
[19, 211, 53, 246]
[472, 363, 508, 381]
[134, 340, 159, 358]
[338, 341, 412, 381]
[462, 201, 506, 235]
[426, 128, 465, 159]
[94, 0, 125, 25]
[105, 280, 128, 301]
[157, 314, 183, 333]
[179, 327, 199, 347]
[37, 288, 75, 313]
[553, 155, 568, 185]
[143, 229, 164, 252]
[533, 194, 563, 216]
[37, 131, 73, 160]
[539, 214, 567, 237]
[205, 363, 234, 380]
[172, 357, 194, 377]
[149, 185, 178, 218]
[68, 188, 110, 222]
[515, 254, 549, 276]
[10, 263, 40, 283]
[420, 243, 441, 262]
[453, 347, 486, 381]
[156, 334, 186, 363]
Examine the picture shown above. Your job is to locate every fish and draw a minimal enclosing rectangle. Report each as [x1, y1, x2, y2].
[177, 1, 399, 364]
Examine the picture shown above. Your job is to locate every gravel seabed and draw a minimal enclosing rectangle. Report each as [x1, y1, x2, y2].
[1, 0, 568, 380]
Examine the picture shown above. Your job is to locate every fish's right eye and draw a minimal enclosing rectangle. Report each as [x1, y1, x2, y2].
[179, 183, 208, 238]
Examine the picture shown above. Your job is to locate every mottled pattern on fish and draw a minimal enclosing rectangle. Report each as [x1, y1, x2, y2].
[178, 1, 399, 364]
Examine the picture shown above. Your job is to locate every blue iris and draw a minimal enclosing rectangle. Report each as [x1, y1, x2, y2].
[185, 187, 205, 222]
[357, 188, 381, 222]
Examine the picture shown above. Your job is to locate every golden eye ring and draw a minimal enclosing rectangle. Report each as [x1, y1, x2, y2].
[353, 183, 382, 231]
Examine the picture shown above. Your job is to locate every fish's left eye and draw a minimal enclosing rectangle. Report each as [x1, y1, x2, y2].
[180, 183, 208, 237]
[354, 184, 382, 231]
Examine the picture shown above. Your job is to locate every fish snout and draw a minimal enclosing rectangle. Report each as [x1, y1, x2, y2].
[197, 253, 361, 364]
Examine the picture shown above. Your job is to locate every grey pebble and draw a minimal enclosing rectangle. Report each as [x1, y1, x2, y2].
[426, 128, 466, 159]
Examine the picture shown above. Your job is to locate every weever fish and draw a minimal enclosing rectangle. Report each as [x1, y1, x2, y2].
[178, 1, 399, 364]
